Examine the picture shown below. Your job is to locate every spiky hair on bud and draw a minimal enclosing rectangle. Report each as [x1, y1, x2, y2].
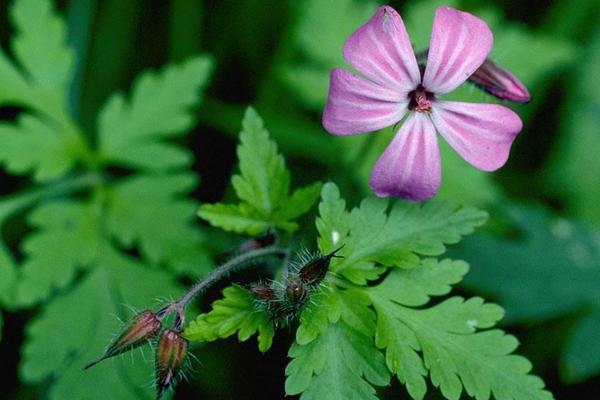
[83, 310, 161, 370]
[244, 245, 344, 327]
[155, 329, 188, 400]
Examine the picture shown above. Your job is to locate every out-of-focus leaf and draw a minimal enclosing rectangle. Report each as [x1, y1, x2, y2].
[98, 56, 213, 170]
[15, 200, 101, 306]
[457, 204, 600, 382]
[543, 31, 600, 225]
[106, 173, 210, 276]
[0, 115, 80, 181]
[20, 248, 183, 400]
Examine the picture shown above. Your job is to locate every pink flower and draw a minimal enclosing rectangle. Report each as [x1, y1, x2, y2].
[322, 5, 523, 201]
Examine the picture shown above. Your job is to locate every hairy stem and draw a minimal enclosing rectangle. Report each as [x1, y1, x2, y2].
[171, 246, 289, 318]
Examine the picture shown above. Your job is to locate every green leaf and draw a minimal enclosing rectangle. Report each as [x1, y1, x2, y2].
[0, 115, 80, 181]
[184, 285, 275, 352]
[232, 107, 290, 214]
[15, 199, 102, 306]
[286, 292, 390, 399]
[198, 107, 322, 234]
[105, 173, 210, 276]
[334, 196, 487, 282]
[98, 55, 213, 170]
[315, 182, 350, 254]
[543, 30, 600, 225]
[371, 280, 552, 400]
[20, 247, 183, 400]
[457, 205, 600, 382]
[11, 0, 73, 95]
[199, 202, 273, 235]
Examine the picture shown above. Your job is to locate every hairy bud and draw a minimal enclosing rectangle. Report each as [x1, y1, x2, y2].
[468, 59, 531, 103]
[298, 245, 344, 287]
[155, 329, 188, 399]
[84, 310, 161, 370]
[246, 281, 276, 300]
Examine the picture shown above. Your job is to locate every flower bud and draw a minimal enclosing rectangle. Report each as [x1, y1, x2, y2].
[468, 59, 531, 103]
[84, 310, 161, 370]
[155, 329, 188, 399]
[298, 245, 344, 287]
[246, 281, 276, 300]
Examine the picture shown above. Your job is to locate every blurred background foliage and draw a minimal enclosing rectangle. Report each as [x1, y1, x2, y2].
[0, 0, 599, 399]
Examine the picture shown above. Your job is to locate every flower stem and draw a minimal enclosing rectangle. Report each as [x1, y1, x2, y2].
[169, 246, 289, 321]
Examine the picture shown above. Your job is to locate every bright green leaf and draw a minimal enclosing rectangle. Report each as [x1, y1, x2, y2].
[286, 293, 390, 399]
[371, 284, 550, 400]
[199, 107, 322, 234]
[184, 285, 275, 352]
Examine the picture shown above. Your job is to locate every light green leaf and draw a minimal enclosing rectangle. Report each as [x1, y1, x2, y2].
[275, 182, 323, 222]
[11, 0, 73, 94]
[98, 56, 213, 170]
[199, 202, 274, 235]
[457, 205, 600, 382]
[371, 285, 551, 400]
[15, 200, 102, 306]
[106, 173, 210, 276]
[184, 285, 274, 352]
[232, 107, 290, 214]
[20, 248, 183, 400]
[336, 197, 487, 276]
[199, 107, 322, 234]
[0, 115, 80, 181]
[286, 294, 390, 399]
[543, 30, 600, 225]
[315, 182, 350, 254]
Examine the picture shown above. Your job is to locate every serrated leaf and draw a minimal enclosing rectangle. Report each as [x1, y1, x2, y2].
[316, 182, 350, 253]
[98, 56, 213, 170]
[232, 107, 290, 214]
[457, 205, 600, 381]
[184, 285, 274, 352]
[199, 107, 322, 234]
[330, 195, 486, 284]
[286, 294, 390, 399]
[371, 282, 551, 400]
[20, 247, 183, 400]
[15, 199, 102, 306]
[199, 203, 275, 235]
[105, 173, 210, 276]
[0, 115, 80, 181]
[11, 0, 73, 94]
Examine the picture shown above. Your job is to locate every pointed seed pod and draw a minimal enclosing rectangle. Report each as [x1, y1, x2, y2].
[84, 310, 161, 370]
[298, 245, 344, 287]
[155, 329, 188, 400]
[246, 281, 276, 300]
[468, 59, 531, 103]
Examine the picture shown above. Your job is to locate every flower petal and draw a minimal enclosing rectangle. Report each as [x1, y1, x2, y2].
[323, 68, 407, 135]
[369, 113, 441, 201]
[422, 6, 493, 94]
[431, 101, 522, 171]
[343, 5, 421, 93]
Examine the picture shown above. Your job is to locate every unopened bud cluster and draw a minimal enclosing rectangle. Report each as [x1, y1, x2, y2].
[84, 309, 188, 399]
[246, 246, 343, 325]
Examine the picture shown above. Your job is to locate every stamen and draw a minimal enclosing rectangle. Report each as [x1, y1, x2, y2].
[408, 85, 433, 114]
